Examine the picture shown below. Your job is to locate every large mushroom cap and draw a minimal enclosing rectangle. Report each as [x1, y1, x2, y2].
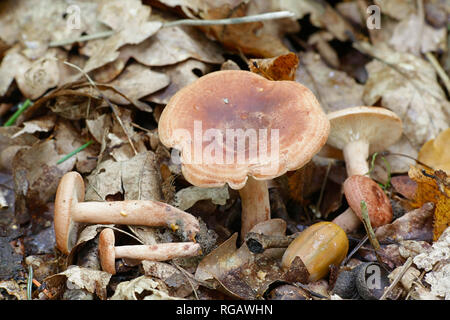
[327, 106, 402, 154]
[54, 171, 85, 254]
[344, 175, 393, 227]
[158, 70, 330, 189]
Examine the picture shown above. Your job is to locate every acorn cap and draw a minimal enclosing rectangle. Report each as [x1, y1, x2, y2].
[343, 175, 393, 227]
[54, 171, 85, 255]
[158, 70, 330, 190]
[98, 228, 117, 275]
[327, 106, 402, 154]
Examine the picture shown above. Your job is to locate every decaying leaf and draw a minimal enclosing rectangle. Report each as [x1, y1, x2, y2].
[172, 185, 229, 211]
[418, 128, 450, 173]
[296, 51, 364, 113]
[409, 166, 450, 240]
[0, 280, 27, 300]
[44, 265, 111, 300]
[109, 275, 180, 300]
[362, 43, 450, 149]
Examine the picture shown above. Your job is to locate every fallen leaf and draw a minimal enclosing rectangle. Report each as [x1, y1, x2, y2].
[409, 166, 450, 240]
[296, 51, 364, 113]
[109, 275, 180, 300]
[172, 185, 229, 211]
[418, 128, 450, 173]
[361, 43, 450, 149]
[11, 114, 57, 139]
[249, 52, 299, 81]
[0, 280, 27, 300]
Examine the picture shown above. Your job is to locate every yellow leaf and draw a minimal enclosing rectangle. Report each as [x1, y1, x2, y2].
[418, 128, 450, 173]
[409, 166, 450, 241]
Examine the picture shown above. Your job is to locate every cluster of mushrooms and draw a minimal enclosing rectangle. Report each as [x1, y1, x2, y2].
[54, 70, 402, 283]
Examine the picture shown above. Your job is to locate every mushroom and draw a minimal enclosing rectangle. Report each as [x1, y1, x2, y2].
[54, 171, 200, 254]
[98, 228, 201, 275]
[332, 175, 393, 233]
[158, 70, 329, 238]
[326, 106, 402, 177]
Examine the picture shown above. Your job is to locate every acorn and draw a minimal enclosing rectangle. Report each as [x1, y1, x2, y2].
[281, 222, 349, 282]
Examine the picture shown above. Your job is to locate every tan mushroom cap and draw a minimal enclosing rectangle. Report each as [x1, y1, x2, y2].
[158, 70, 330, 189]
[344, 175, 393, 227]
[327, 106, 402, 154]
[54, 171, 85, 255]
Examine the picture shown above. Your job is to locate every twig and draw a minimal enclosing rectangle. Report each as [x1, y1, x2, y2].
[315, 160, 332, 217]
[425, 52, 450, 95]
[164, 11, 295, 28]
[380, 257, 413, 300]
[48, 11, 295, 48]
[49, 30, 115, 47]
[245, 232, 299, 254]
[341, 235, 369, 266]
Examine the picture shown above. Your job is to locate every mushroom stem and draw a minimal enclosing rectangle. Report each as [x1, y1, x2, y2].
[99, 228, 201, 275]
[332, 207, 361, 234]
[239, 176, 271, 239]
[71, 200, 199, 241]
[343, 140, 369, 176]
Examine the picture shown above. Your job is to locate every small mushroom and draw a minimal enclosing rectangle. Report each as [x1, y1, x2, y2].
[333, 175, 393, 233]
[326, 106, 402, 177]
[158, 70, 330, 238]
[54, 171, 200, 254]
[98, 228, 201, 275]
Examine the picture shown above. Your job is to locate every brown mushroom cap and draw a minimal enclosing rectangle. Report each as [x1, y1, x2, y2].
[343, 175, 393, 227]
[327, 106, 402, 154]
[158, 70, 330, 189]
[54, 171, 85, 255]
[98, 228, 117, 275]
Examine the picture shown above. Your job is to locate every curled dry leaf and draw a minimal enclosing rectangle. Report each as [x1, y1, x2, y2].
[249, 52, 299, 81]
[44, 265, 111, 300]
[418, 128, 450, 173]
[409, 166, 450, 240]
[11, 114, 57, 139]
[109, 275, 180, 300]
[0, 280, 27, 300]
[172, 185, 229, 211]
[375, 202, 435, 243]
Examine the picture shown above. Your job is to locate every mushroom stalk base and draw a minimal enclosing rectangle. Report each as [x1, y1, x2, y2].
[332, 207, 361, 233]
[343, 140, 370, 177]
[239, 177, 271, 240]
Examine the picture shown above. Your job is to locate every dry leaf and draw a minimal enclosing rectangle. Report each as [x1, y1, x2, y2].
[81, 0, 162, 72]
[249, 52, 299, 81]
[362, 43, 450, 149]
[110, 275, 180, 300]
[172, 186, 229, 211]
[296, 51, 364, 113]
[409, 166, 450, 240]
[418, 128, 450, 173]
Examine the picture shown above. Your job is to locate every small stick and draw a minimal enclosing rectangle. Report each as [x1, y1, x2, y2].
[245, 232, 299, 254]
[360, 201, 385, 267]
[380, 257, 413, 300]
[341, 235, 369, 266]
[425, 52, 450, 95]
[32, 279, 53, 299]
[48, 11, 295, 48]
